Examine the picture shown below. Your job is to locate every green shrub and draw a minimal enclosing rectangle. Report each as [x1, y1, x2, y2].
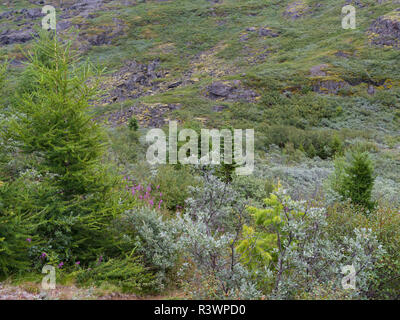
[128, 116, 139, 131]
[108, 125, 142, 166]
[261, 125, 344, 159]
[0, 187, 33, 277]
[76, 255, 156, 294]
[326, 203, 400, 299]
[330, 151, 376, 213]
[153, 165, 195, 211]
[177, 172, 259, 299]
[115, 207, 182, 291]
[231, 175, 271, 207]
[237, 185, 385, 299]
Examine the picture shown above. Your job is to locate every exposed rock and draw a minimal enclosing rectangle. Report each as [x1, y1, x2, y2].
[367, 84, 376, 95]
[85, 24, 125, 46]
[101, 60, 166, 104]
[239, 33, 250, 42]
[0, 8, 42, 21]
[56, 20, 72, 32]
[0, 283, 40, 300]
[309, 64, 329, 77]
[0, 10, 14, 20]
[0, 0, 126, 50]
[309, 64, 350, 94]
[312, 80, 349, 94]
[206, 80, 259, 102]
[344, 0, 366, 8]
[258, 27, 279, 37]
[26, 8, 43, 19]
[334, 50, 351, 58]
[244, 26, 279, 38]
[208, 81, 232, 97]
[368, 9, 400, 49]
[168, 81, 182, 89]
[0, 28, 34, 45]
[246, 27, 257, 32]
[284, 1, 311, 20]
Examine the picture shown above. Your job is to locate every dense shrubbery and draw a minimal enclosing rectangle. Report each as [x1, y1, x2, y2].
[153, 165, 195, 211]
[237, 186, 385, 299]
[176, 170, 259, 299]
[115, 207, 182, 291]
[76, 255, 156, 294]
[0, 33, 398, 300]
[260, 125, 343, 159]
[326, 204, 400, 299]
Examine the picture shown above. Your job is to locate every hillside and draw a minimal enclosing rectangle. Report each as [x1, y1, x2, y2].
[0, 0, 399, 300]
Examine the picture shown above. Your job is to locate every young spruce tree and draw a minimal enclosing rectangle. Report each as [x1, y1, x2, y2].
[9, 32, 122, 264]
[333, 151, 376, 213]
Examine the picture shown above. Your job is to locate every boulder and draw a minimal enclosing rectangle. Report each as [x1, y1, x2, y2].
[206, 81, 259, 102]
[368, 9, 400, 49]
[0, 29, 34, 45]
[258, 27, 279, 37]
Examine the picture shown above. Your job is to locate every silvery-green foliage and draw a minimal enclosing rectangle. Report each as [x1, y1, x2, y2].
[373, 176, 400, 208]
[256, 149, 333, 201]
[253, 188, 384, 299]
[340, 228, 385, 297]
[119, 207, 182, 290]
[184, 171, 250, 233]
[177, 171, 260, 299]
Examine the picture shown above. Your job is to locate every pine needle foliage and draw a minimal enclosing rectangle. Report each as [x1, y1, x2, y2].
[6, 32, 123, 264]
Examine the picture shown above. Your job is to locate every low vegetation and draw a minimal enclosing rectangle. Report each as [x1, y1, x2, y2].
[0, 0, 399, 300]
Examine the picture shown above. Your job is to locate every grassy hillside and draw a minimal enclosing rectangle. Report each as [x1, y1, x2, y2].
[0, 0, 399, 300]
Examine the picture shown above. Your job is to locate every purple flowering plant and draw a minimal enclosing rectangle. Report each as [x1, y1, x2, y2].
[123, 176, 164, 210]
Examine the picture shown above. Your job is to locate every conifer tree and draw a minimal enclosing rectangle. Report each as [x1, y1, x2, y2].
[8, 32, 122, 263]
[341, 151, 376, 212]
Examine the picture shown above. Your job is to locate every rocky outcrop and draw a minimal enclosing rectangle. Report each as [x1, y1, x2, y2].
[310, 64, 329, 77]
[0, 0, 127, 48]
[368, 9, 400, 49]
[258, 27, 279, 37]
[206, 80, 259, 102]
[101, 60, 166, 104]
[312, 80, 349, 94]
[284, 1, 311, 20]
[0, 28, 34, 45]
[309, 64, 349, 94]
[344, 0, 366, 8]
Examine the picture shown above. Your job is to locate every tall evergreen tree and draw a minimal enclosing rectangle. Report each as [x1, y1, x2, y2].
[7, 32, 122, 263]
